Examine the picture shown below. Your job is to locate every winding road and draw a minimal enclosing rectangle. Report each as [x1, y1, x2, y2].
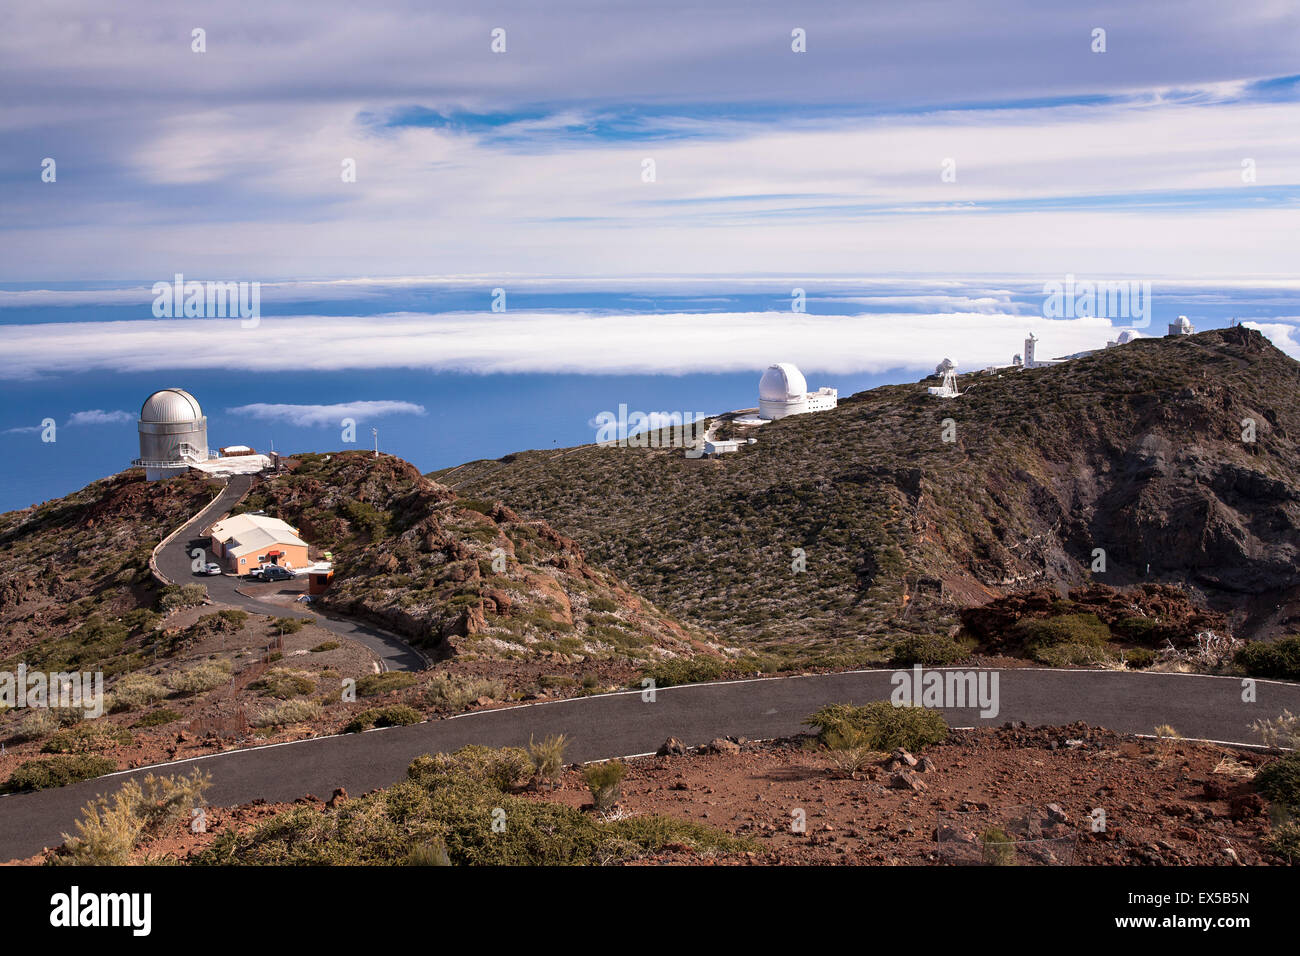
[154, 475, 426, 672]
[2, 667, 1297, 861]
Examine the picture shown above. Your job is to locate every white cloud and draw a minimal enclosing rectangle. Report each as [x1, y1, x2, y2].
[0, 310, 1177, 380]
[226, 401, 427, 427]
[65, 409, 134, 426]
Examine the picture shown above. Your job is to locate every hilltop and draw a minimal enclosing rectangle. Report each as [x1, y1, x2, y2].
[431, 327, 1300, 664]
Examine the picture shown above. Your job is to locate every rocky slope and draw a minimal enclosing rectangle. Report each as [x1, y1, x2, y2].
[431, 328, 1300, 662]
[241, 452, 718, 664]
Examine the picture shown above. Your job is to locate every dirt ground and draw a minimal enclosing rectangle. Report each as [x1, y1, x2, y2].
[8, 723, 1287, 866]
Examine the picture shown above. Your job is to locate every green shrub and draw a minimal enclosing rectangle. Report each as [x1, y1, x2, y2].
[343, 704, 422, 734]
[3, 754, 117, 793]
[1269, 819, 1300, 863]
[252, 667, 317, 699]
[252, 698, 322, 728]
[1034, 642, 1114, 667]
[271, 617, 306, 636]
[52, 769, 211, 865]
[1124, 648, 1158, 669]
[639, 656, 727, 688]
[981, 826, 1016, 866]
[355, 672, 420, 697]
[582, 760, 627, 811]
[158, 584, 208, 612]
[804, 700, 948, 753]
[528, 734, 568, 785]
[889, 633, 970, 667]
[404, 839, 452, 866]
[164, 660, 232, 695]
[407, 746, 532, 792]
[1236, 637, 1300, 680]
[423, 673, 504, 710]
[132, 708, 182, 729]
[1255, 753, 1300, 808]
[1013, 613, 1111, 654]
[109, 673, 169, 710]
[311, 641, 341, 653]
[12, 709, 58, 742]
[193, 751, 752, 866]
[41, 724, 131, 754]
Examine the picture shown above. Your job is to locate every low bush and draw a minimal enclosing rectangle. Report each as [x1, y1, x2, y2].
[528, 734, 568, 786]
[1124, 648, 1157, 669]
[889, 633, 970, 667]
[343, 704, 422, 734]
[252, 668, 317, 699]
[311, 641, 341, 653]
[639, 656, 727, 688]
[252, 698, 322, 728]
[132, 708, 182, 729]
[981, 827, 1016, 866]
[582, 760, 627, 811]
[41, 724, 131, 754]
[193, 750, 752, 865]
[12, 709, 58, 742]
[423, 673, 504, 711]
[1013, 613, 1111, 658]
[804, 700, 948, 753]
[109, 673, 169, 711]
[1269, 819, 1300, 863]
[1255, 753, 1300, 809]
[271, 617, 306, 636]
[51, 769, 211, 865]
[3, 754, 117, 793]
[164, 660, 232, 696]
[158, 584, 208, 612]
[408, 746, 532, 792]
[1236, 637, 1300, 680]
[356, 672, 420, 697]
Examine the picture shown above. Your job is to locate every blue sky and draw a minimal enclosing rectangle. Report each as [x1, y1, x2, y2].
[2, 0, 1298, 279]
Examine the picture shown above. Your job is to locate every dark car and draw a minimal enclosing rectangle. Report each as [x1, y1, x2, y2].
[256, 565, 295, 581]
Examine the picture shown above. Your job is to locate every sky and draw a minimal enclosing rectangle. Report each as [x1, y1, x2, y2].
[2, 0, 1298, 279]
[2, 2, 1299, 511]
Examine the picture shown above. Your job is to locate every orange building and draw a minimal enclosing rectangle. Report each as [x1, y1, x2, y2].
[209, 514, 310, 574]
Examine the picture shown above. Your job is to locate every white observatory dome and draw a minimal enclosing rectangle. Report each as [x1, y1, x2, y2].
[1115, 330, 1142, 345]
[759, 363, 809, 420]
[140, 388, 204, 423]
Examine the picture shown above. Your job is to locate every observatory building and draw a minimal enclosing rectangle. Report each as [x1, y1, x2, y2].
[757, 363, 838, 420]
[1167, 315, 1194, 336]
[133, 388, 209, 480]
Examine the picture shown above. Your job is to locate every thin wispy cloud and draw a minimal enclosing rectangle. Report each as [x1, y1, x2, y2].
[65, 409, 134, 426]
[226, 401, 427, 427]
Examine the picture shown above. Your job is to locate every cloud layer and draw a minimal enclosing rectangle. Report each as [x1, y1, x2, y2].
[226, 401, 427, 427]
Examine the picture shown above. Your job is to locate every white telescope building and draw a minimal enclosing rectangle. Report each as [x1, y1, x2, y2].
[133, 388, 209, 480]
[758, 363, 837, 420]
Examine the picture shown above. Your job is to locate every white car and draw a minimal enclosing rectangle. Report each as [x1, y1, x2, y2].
[203, 563, 222, 575]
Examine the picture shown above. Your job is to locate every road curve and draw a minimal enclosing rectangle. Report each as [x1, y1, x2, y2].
[2, 667, 1296, 861]
[154, 475, 426, 672]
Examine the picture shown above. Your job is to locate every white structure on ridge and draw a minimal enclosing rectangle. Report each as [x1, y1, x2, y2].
[1168, 315, 1194, 336]
[1107, 329, 1144, 347]
[758, 363, 837, 420]
[927, 358, 960, 398]
[133, 388, 209, 480]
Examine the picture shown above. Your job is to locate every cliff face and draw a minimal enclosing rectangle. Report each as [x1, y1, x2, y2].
[243, 452, 718, 663]
[431, 327, 1300, 656]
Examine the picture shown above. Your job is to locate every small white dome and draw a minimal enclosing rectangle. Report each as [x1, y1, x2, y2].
[758, 363, 808, 403]
[1116, 330, 1142, 344]
[140, 388, 203, 423]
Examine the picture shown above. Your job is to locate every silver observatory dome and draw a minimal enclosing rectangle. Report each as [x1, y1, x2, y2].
[135, 388, 208, 478]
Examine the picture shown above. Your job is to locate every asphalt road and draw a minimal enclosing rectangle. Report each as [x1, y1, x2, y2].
[154, 475, 426, 672]
[2, 668, 1296, 861]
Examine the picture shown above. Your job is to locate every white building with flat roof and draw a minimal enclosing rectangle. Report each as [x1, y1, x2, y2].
[758, 363, 838, 420]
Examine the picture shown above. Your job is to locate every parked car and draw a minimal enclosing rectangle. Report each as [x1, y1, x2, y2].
[257, 565, 295, 582]
[203, 563, 222, 575]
